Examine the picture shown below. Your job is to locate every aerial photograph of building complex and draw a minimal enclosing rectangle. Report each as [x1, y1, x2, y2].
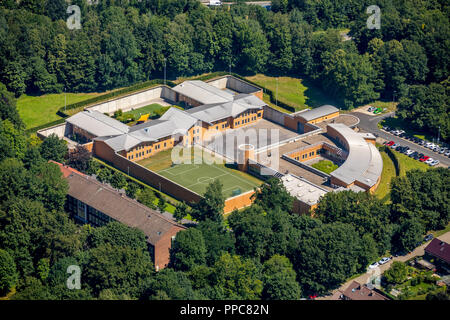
[0, 0, 448, 314]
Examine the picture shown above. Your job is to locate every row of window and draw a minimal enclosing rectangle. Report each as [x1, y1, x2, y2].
[294, 149, 321, 161]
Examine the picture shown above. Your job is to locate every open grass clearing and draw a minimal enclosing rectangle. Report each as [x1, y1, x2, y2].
[17, 92, 103, 129]
[375, 151, 397, 203]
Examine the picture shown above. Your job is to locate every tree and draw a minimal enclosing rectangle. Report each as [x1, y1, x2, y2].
[392, 218, 424, 253]
[211, 253, 263, 300]
[110, 171, 127, 190]
[315, 190, 393, 254]
[228, 205, 272, 260]
[137, 188, 157, 209]
[0, 120, 26, 160]
[83, 243, 154, 298]
[87, 222, 148, 251]
[252, 178, 293, 213]
[383, 261, 408, 285]
[173, 201, 189, 223]
[145, 268, 195, 300]
[192, 180, 225, 223]
[0, 249, 17, 295]
[262, 255, 301, 300]
[39, 133, 67, 162]
[157, 196, 167, 213]
[68, 145, 91, 173]
[0, 82, 23, 128]
[125, 182, 139, 199]
[170, 228, 206, 272]
[289, 222, 377, 295]
[197, 219, 235, 266]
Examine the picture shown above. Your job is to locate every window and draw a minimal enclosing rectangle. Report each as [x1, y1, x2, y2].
[164, 142, 166, 147]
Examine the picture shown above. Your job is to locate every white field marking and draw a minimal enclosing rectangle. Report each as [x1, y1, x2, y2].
[213, 165, 258, 188]
[222, 185, 246, 193]
[159, 164, 200, 176]
[186, 173, 228, 188]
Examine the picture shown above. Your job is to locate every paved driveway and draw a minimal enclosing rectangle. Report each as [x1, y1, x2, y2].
[319, 231, 450, 300]
[352, 111, 450, 167]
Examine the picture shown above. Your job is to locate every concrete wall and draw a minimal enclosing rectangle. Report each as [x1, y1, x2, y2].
[37, 123, 70, 139]
[86, 85, 174, 115]
[207, 75, 262, 95]
[223, 190, 256, 214]
[263, 105, 288, 127]
[93, 140, 203, 204]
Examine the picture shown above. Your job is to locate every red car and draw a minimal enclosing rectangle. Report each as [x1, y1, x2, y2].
[386, 141, 395, 146]
[419, 156, 430, 162]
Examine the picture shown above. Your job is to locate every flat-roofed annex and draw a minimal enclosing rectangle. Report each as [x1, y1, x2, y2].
[172, 80, 234, 104]
[281, 174, 328, 206]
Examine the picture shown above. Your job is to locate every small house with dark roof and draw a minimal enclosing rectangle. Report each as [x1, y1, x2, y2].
[59, 165, 186, 270]
[424, 238, 450, 272]
[336, 281, 389, 300]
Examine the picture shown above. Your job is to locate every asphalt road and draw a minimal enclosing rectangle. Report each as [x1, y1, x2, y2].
[319, 230, 450, 300]
[352, 111, 450, 167]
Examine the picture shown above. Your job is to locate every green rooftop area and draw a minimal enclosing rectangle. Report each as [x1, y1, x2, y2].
[137, 147, 263, 198]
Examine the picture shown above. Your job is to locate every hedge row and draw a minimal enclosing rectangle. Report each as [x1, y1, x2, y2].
[187, 72, 297, 113]
[379, 145, 401, 176]
[58, 79, 177, 116]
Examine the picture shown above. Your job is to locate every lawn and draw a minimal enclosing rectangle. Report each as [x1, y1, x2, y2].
[395, 151, 430, 176]
[311, 160, 338, 174]
[375, 151, 397, 203]
[17, 92, 103, 129]
[137, 147, 263, 198]
[245, 74, 337, 112]
[122, 103, 167, 118]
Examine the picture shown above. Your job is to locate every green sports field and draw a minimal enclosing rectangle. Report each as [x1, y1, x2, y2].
[137, 148, 263, 198]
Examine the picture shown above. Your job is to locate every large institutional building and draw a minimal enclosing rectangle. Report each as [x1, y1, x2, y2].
[40, 75, 382, 244]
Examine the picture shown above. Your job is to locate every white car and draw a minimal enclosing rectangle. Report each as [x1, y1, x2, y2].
[425, 158, 434, 164]
[429, 160, 440, 166]
[405, 149, 414, 156]
[378, 257, 391, 265]
[369, 262, 379, 269]
[445, 150, 450, 157]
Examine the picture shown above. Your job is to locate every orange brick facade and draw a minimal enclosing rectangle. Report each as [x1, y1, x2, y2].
[223, 190, 256, 214]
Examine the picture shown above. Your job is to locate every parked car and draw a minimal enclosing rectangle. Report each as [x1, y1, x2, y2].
[409, 151, 418, 158]
[429, 160, 440, 166]
[424, 234, 434, 242]
[369, 262, 379, 269]
[439, 148, 447, 154]
[391, 143, 399, 149]
[433, 146, 440, 152]
[379, 257, 392, 265]
[425, 158, 434, 164]
[386, 141, 395, 147]
[419, 155, 430, 162]
[418, 140, 426, 146]
[445, 150, 450, 157]
[405, 149, 414, 156]
[368, 106, 375, 112]
[416, 153, 424, 160]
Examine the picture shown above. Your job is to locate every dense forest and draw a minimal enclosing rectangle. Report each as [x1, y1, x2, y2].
[0, 0, 449, 138]
[0, 81, 449, 299]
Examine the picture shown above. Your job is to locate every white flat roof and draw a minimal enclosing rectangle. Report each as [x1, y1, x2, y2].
[281, 174, 328, 206]
[66, 110, 129, 137]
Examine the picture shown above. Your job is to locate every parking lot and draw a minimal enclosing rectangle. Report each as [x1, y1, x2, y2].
[382, 125, 449, 168]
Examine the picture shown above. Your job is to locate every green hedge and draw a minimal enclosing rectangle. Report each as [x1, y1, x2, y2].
[187, 72, 297, 113]
[379, 145, 401, 176]
[59, 79, 177, 117]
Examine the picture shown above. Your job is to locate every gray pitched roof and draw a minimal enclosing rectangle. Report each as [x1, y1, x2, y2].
[185, 94, 265, 123]
[172, 80, 234, 104]
[296, 105, 339, 122]
[102, 107, 199, 152]
[328, 123, 383, 188]
[66, 110, 129, 137]
[65, 172, 185, 245]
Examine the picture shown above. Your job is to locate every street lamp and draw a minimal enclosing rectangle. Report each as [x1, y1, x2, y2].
[64, 87, 67, 112]
[163, 57, 167, 86]
[276, 77, 278, 107]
